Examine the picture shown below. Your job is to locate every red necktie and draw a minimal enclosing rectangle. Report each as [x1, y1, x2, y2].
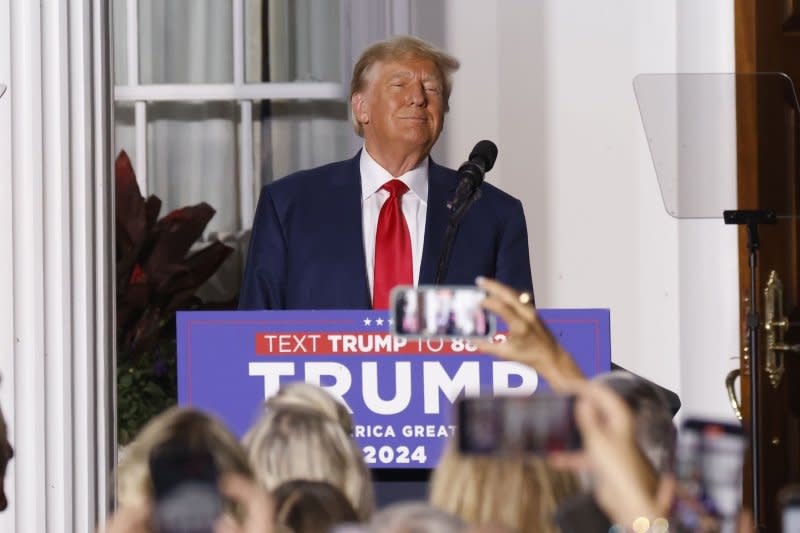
[373, 179, 413, 309]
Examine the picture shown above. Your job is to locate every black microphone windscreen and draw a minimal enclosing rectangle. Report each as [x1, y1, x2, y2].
[469, 140, 498, 172]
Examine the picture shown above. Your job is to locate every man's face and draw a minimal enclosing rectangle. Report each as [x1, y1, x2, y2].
[0, 408, 12, 511]
[353, 56, 445, 156]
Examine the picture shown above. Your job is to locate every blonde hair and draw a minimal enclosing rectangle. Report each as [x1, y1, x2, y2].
[429, 442, 580, 533]
[244, 384, 374, 520]
[266, 382, 354, 434]
[350, 35, 460, 136]
[116, 407, 252, 509]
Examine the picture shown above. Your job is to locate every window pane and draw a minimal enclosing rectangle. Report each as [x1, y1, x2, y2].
[114, 102, 136, 166]
[146, 102, 239, 234]
[246, 0, 342, 83]
[138, 0, 234, 84]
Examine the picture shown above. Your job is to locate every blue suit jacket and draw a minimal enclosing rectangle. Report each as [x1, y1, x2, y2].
[238, 153, 534, 310]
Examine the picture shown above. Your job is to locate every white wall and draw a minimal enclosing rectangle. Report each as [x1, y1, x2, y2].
[674, 1, 740, 421]
[413, 0, 740, 421]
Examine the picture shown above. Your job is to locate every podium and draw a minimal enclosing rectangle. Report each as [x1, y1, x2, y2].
[177, 308, 611, 473]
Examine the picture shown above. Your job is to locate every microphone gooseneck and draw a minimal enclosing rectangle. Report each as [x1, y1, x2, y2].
[436, 141, 498, 284]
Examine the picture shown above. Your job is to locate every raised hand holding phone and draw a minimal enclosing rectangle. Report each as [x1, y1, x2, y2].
[472, 277, 585, 391]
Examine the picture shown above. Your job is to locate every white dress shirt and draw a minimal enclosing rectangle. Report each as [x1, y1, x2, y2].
[360, 147, 428, 299]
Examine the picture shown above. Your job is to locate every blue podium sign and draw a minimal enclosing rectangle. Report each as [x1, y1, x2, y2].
[176, 309, 610, 468]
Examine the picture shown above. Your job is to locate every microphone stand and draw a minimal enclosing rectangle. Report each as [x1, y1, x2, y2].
[434, 187, 483, 284]
[723, 208, 776, 531]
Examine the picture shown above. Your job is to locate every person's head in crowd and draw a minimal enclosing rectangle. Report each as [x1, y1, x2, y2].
[370, 502, 465, 533]
[116, 406, 252, 510]
[0, 388, 13, 511]
[273, 479, 359, 533]
[429, 441, 580, 533]
[350, 36, 460, 173]
[265, 382, 354, 434]
[593, 370, 676, 473]
[244, 383, 374, 520]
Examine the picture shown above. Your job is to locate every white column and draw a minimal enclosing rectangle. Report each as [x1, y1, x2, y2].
[0, 0, 115, 531]
[43, 0, 74, 529]
[9, 2, 48, 531]
[0, 0, 13, 529]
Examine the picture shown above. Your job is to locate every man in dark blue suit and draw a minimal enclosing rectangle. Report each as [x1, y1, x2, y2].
[239, 36, 533, 310]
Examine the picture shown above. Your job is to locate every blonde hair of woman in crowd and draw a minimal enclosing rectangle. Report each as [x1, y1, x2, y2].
[429, 441, 580, 533]
[244, 382, 374, 520]
[116, 406, 252, 510]
[265, 381, 354, 434]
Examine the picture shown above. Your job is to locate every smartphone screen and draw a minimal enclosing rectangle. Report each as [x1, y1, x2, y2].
[456, 395, 581, 456]
[673, 419, 745, 532]
[149, 443, 223, 533]
[390, 285, 495, 339]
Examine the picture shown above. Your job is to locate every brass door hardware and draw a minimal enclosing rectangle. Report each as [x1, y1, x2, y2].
[725, 368, 743, 421]
[764, 270, 799, 388]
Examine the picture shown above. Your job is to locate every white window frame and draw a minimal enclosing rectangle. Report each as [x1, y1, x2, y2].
[116, 0, 351, 230]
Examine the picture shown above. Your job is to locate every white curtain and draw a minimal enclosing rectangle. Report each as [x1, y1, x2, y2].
[264, 1, 350, 183]
[138, 0, 238, 234]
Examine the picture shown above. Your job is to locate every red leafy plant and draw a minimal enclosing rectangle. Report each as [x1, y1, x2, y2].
[116, 150, 234, 443]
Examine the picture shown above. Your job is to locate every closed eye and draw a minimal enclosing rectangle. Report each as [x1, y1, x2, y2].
[423, 82, 442, 93]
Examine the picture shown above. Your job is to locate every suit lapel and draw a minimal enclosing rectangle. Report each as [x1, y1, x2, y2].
[419, 160, 456, 284]
[330, 153, 371, 308]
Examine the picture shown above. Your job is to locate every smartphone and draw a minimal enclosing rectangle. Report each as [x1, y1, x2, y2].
[673, 418, 746, 531]
[456, 395, 581, 456]
[389, 285, 495, 339]
[149, 441, 223, 533]
[780, 486, 800, 533]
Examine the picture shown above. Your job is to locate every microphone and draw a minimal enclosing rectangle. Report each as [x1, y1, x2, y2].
[448, 140, 498, 210]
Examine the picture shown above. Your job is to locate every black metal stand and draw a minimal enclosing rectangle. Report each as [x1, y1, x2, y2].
[723, 209, 776, 530]
[434, 189, 482, 284]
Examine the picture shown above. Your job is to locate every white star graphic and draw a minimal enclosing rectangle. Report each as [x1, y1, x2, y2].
[388, 319, 394, 325]
[363, 318, 372, 326]
[375, 318, 384, 326]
